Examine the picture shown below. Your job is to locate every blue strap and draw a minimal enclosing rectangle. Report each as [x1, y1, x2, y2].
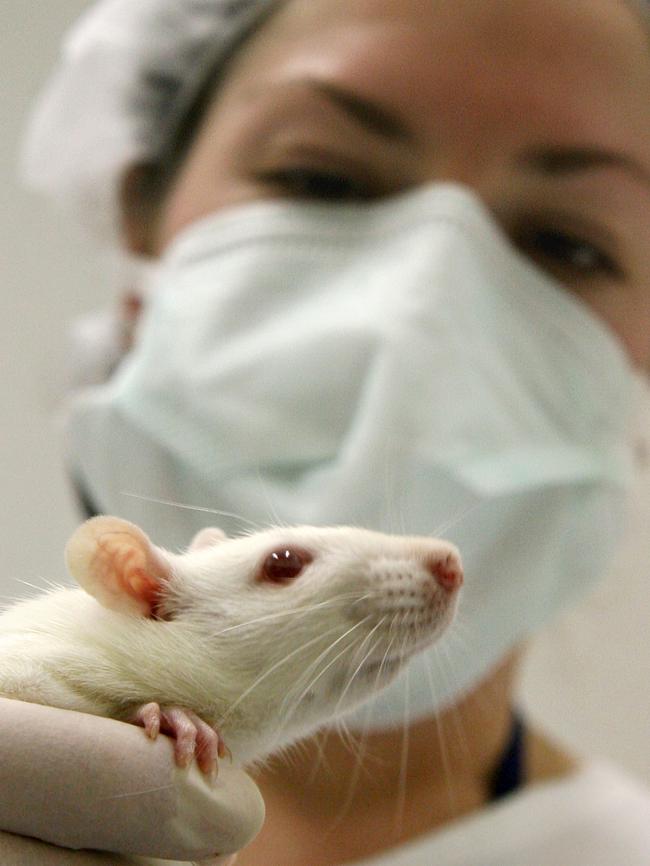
[488, 713, 526, 801]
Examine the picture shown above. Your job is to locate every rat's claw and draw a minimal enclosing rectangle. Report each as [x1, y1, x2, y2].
[158, 707, 198, 769]
[183, 709, 226, 777]
[130, 704, 227, 779]
[132, 702, 162, 739]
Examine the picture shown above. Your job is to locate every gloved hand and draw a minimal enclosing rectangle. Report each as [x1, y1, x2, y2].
[0, 698, 265, 865]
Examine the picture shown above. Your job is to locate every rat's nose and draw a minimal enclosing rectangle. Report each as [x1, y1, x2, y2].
[427, 551, 464, 593]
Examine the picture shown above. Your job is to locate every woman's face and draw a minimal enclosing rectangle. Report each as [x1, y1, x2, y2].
[133, 0, 650, 369]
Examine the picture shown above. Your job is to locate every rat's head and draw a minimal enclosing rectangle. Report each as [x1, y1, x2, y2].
[65, 516, 462, 759]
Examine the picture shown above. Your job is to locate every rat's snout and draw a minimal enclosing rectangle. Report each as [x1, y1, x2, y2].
[352, 540, 463, 626]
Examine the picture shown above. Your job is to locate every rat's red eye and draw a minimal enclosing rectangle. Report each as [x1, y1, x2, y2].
[260, 547, 313, 584]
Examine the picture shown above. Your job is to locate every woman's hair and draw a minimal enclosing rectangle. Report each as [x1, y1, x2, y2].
[133, 0, 286, 213]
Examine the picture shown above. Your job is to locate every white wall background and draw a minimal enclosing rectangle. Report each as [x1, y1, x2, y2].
[1, 0, 111, 596]
[2, 0, 650, 786]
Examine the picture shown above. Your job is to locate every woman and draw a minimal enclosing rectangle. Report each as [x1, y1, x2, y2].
[3, 0, 650, 863]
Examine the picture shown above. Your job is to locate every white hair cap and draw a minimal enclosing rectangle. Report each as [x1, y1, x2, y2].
[20, 0, 276, 249]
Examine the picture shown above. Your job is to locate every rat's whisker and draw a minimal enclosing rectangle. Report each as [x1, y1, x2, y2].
[435, 643, 472, 763]
[363, 635, 397, 712]
[220, 624, 345, 723]
[333, 626, 386, 717]
[278, 618, 372, 725]
[254, 466, 289, 529]
[281, 641, 359, 731]
[312, 627, 386, 774]
[119, 491, 263, 531]
[279, 638, 348, 720]
[12, 578, 58, 596]
[327, 717, 362, 767]
[306, 728, 335, 785]
[346, 618, 386, 671]
[393, 629, 414, 835]
[320, 697, 381, 838]
[423, 652, 458, 816]
[429, 499, 483, 538]
[331, 634, 397, 766]
[212, 595, 370, 637]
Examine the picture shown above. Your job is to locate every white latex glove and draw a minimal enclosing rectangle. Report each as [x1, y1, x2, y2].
[0, 698, 265, 865]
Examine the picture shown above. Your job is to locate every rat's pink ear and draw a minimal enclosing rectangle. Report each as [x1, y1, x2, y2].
[65, 516, 172, 618]
[188, 527, 228, 552]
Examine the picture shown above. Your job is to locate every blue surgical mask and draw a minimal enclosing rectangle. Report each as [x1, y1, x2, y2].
[67, 183, 641, 729]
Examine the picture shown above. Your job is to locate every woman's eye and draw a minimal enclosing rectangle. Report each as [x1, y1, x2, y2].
[257, 168, 373, 202]
[518, 228, 622, 279]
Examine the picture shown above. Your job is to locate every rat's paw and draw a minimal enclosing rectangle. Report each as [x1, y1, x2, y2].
[130, 702, 228, 777]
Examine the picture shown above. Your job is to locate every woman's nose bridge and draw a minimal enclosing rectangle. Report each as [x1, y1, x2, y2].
[396, 64, 522, 194]
[414, 151, 507, 209]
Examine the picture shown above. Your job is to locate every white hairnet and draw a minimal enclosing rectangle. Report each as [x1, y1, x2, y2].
[20, 0, 278, 249]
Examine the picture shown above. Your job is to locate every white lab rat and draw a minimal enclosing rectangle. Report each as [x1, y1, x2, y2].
[0, 516, 462, 772]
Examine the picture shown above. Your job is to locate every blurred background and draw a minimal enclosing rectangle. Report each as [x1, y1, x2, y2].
[2, 0, 649, 785]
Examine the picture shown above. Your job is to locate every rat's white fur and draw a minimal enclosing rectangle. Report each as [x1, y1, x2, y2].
[0, 522, 461, 766]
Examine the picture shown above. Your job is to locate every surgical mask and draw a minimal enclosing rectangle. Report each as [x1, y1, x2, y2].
[67, 183, 640, 729]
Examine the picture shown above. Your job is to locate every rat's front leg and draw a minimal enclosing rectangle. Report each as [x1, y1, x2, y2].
[129, 702, 228, 778]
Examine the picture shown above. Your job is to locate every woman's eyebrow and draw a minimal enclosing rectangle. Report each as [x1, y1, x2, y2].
[518, 146, 650, 188]
[265, 77, 414, 143]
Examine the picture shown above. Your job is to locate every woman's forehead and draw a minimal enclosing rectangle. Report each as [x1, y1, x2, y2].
[249, 0, 650, 76]
[234, 0, 650, 100]
[267, 0, 649, 41]
[224, 0, 649, 154]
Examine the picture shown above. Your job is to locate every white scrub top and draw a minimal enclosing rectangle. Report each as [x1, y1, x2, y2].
[351, 761, 650, 866]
